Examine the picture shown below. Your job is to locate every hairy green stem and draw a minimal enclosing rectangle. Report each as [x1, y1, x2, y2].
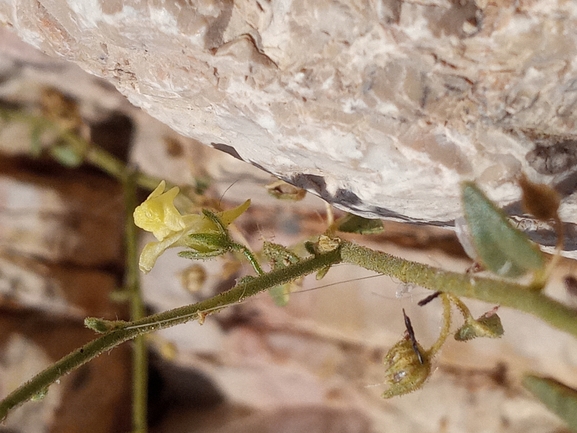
[446, 293, 473, 320]
[0, 248, 342, 420]
[339, 241, 577, 338]
[428, 294, 452, 356]
[4, 239, 577, 420]
[0, 108, 188, 195]
[233, 243, 265, 275]
[124, 170, 148, 433]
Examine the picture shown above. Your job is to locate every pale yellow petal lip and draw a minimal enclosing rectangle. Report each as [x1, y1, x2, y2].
[138, 231, 187, 273]
[218, 199, 251, 226]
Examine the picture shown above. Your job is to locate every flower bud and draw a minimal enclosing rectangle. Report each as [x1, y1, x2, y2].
[382, 333, 431, 398]
[455, 307, 504, 341]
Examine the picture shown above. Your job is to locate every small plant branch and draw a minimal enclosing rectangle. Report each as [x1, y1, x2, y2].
[124, 170, 148, 433]
[339, 241, 577, 338]
[0, 247, 342, 420]
[200, 209, 265, 276]
[446, 293, 473, 321]
[6, 90, 576, 428]
[4, 238, 577, 420]
[0, 108, 196, 200]
[428, 294, 452, 356]
[231, 242, 265, 275]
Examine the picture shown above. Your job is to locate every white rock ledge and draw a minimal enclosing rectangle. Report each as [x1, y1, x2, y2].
[2, 0, 577, 251]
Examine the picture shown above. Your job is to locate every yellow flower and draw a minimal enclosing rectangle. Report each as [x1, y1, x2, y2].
[134, 181, 250, 273]
[133, 181, 186, 241]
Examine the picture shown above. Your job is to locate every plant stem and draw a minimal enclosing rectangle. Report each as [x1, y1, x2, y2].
[0, 247, 342, 420]
[428, 294, 452, 356]
[339, 241, 577, 338]
[0, 108, 188, 195]
[446, 293, 473, 320]
[4, 239, 577, 420]
[232, 243, 265, 275]
[124, 170, 148, 433]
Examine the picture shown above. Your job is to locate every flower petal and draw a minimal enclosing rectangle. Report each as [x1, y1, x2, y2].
[138, 230, 188, 273]
[147, 180, 167, 200]
[217, 199, 251, 226]
[134, 181, 186, 240]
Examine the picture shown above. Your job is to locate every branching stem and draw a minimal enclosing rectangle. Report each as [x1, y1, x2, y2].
[3, 239, 577, 420]
[339, 241, 577, 337]
[0, 247, 342, 420]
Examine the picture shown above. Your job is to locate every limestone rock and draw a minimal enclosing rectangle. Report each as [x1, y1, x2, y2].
[2, 1, 577, 243]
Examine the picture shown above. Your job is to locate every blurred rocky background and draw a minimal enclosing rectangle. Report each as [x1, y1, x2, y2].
[1, 1, 577, 432]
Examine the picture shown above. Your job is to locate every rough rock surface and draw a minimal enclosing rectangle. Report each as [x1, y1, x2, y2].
[2, 1, 577, 232]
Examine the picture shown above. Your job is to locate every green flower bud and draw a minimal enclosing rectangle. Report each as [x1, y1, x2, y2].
[382, 311, 432, 398]
[455, 307, 504, 341]
[382, 337, 431, 398]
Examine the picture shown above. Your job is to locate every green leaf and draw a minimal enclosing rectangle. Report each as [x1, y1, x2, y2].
[49, 143, 83, 167]
[262, 241, 300, 268]
[523, 375, 577, 432]
[186, 233, 231, 252]
[315, 265, 330, 280]
[30, 124, 43, 157]
[461, 181, 545, 278]
[336, 214, 384, 234]
[268, 284, 291, 306]
[262, 243, 302, 305]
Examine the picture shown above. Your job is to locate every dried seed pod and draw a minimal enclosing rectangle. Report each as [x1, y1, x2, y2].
[265, 180, 307, 201]
[382, 310, 431, 398]
[519, 173, 560, 222]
